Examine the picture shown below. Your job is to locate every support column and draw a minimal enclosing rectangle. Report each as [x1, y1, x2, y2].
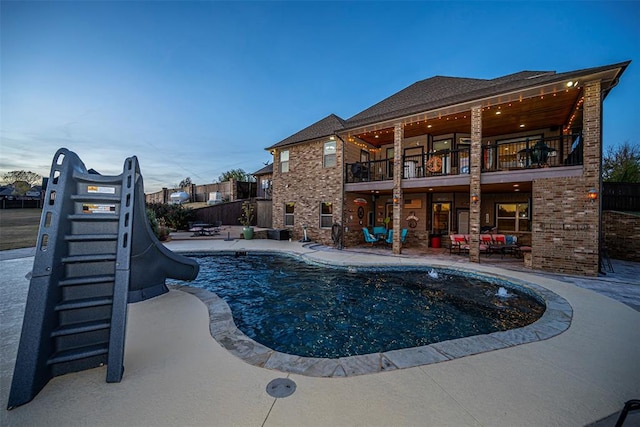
[392, 122, 403, 254]
[583, 80, 602, 273]
[469, 105, 482, 262]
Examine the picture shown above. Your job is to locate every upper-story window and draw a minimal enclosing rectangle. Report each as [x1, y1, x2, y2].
[261, 179, 272, 197]
[323, 141, 336, 168]
[280, 150, 289, 173]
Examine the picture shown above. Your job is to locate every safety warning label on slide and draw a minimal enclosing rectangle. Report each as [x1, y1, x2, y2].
[87, 185, 116, 194]
[82, 204, 116, 213]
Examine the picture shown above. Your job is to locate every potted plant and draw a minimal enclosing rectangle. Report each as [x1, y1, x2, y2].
[238, 201, 255, 240]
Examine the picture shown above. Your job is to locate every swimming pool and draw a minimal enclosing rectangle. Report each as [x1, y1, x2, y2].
[173, 253, 545, 359]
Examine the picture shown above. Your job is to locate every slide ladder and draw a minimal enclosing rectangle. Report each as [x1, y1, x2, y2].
[8, 148, 199, 409]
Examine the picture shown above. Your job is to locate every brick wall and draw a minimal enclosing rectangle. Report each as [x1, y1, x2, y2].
[532, 177, 600, 275]
[530, 80, 602, 276]
[271, 139, 343, 245]
[603, 211, 640, 262]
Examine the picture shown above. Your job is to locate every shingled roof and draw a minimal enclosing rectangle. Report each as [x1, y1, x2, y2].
[252, 163, 273, 176]
[266, 114, 345, 150]
[265, 61, 629, 150]
[344, 61, 630, 129]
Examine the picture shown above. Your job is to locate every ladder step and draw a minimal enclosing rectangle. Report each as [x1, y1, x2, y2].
[47, 344, 109, 365]
[62, 254, 116, 263]
[55, 297, 113, 312]
[65, 234, 119, 242]
[51, 320, 111, 337]
[68, 214, 119, 221]
[71, 173, 122, 186]
[58, 275, 115, 287]
[71, 194, 121, 203]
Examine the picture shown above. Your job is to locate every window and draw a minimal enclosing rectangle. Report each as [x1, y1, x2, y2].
[496, 203, 529, 232]
[432, 202, 451, 235]
[261, 179, 272, 197]
[323, 141, 336, 168]
[431, 139, 452, 174]
[284, 202, 294, 226]
[280, 150, 289, 173]
[320, 202, 333, 228]
[496, 135, 542, 169]
[360, 150, 370, 163]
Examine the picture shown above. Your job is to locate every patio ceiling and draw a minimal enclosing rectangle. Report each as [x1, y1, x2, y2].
[355, 181, 532, 197]
[350, 87, 583, 146]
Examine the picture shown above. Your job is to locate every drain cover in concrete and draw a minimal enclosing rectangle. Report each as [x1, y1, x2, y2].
[266, 378, 296, 398]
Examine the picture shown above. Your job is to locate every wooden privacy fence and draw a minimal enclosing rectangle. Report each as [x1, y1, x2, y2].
[191, 199, 271, 228]
[603, 182, 640, 212]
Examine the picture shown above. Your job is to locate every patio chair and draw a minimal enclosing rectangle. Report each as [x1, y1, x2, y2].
[385, 229, 408, 246]
[362, 227, 378, 246]
[449, 234, 469, 255]
[479, 234, 492, 255]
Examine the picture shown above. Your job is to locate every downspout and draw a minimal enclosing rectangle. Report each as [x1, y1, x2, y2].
[334, 132, 347, 250]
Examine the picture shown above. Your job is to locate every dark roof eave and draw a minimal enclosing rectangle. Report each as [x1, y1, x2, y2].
[341, 60, 631, 132]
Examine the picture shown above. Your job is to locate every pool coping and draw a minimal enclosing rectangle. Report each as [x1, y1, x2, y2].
[169, 250, 573, 377]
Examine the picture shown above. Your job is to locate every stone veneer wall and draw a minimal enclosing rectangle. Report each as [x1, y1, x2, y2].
[271, 139, 343, 246]
[603, 211, 640, 262]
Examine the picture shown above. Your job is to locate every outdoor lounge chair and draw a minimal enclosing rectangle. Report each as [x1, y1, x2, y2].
[385, 229, 408, 246]
[449, 234, 469, 255]
[362, 227, 378, 246]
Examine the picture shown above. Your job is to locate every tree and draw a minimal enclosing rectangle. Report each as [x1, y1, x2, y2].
[1, 171, 43, 195]
[2, 170, 42, 186]
[178, 177, 192, 188]
[218, 168, 255, 182]
[603, 142, 640, 183]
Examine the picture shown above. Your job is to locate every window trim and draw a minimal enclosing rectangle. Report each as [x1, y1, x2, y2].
[284, 202, 294, 227]
[319, 201, 333, 228]
[495, 202, 530, 232]
[280, 150, 290, 173]
[323, 141, 337, 168]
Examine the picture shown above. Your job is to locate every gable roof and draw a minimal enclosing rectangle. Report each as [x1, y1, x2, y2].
[266, 114, 345, 150]
[252, 163, 273, 176]
[344, 61, 630, 129]
[265, 61, 630, 150]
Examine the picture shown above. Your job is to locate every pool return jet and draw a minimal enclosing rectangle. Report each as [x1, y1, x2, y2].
[7, 148, 200, 409]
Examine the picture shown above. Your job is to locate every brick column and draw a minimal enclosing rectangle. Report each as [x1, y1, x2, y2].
[583, 81, 602, 186]
[583, 80, 602, 272]
[468, 105, 482, 262]
[392, 122, 403, 254]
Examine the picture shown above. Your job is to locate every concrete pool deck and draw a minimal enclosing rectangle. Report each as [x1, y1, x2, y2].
[1, 239, 639, 426]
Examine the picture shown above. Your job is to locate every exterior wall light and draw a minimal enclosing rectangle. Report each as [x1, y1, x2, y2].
[588, 188, 598, 202]
[471, 193, 479, 204]
[393, 197, 399, 204]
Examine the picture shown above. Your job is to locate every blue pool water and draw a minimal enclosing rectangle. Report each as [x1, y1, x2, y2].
[176, 253, 545, 358]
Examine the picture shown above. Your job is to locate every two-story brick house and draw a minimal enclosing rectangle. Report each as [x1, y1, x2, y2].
[266, 60, 630, 276]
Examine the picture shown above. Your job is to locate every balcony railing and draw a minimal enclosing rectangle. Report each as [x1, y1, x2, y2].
[345, 133, 583, 183]
[482, 133, 582, 172]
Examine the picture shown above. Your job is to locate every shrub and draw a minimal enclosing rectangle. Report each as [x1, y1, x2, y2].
[146, 202, 195, 231]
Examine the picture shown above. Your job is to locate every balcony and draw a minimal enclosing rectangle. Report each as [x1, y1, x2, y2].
[345, 134, 582, 184]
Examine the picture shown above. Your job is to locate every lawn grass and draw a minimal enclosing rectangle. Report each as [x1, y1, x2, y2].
[0, 209, 41, 251]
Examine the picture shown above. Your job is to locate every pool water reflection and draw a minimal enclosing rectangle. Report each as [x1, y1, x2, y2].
[175, 254, 545, 358]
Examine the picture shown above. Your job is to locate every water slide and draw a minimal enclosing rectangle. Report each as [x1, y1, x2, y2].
[7, 148, 199, 409]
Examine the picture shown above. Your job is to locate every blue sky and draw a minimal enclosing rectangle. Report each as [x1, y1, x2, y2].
[2, 1, 638, 192]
